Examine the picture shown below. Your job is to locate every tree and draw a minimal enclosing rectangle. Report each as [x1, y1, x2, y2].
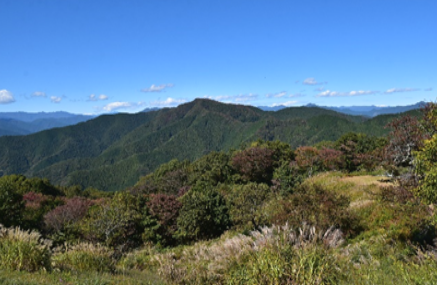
[294, 146, 321, 176]
[231, 147, 275, 183]
[385, 101, 437, 203]
[143, 193, 182, 246]
[177, 183, 230, 241]
[44, 197, 94, 233]
[226, 182, 271, 230]
[80, 192, 142, 250]
[415, 134, 437, 203]
[0, 177, 24, 227]
[131, 159, 190, 195]
[385, 115, 427, 170]
[22, 192, 60, 231]
[413, 102, 437, 203]
[189, 151, 232, 185]
[335, 132, 385, 172]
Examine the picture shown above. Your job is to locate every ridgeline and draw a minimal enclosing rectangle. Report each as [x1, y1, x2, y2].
[0, 99, 418, 191]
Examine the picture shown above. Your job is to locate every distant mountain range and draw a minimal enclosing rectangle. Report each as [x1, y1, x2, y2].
[0, 108, 165, 137]
[0, 99, 420, 191]
[258, 101, 426, 117]
[0, 112, 95, 136]
[0, 102, 425, 137]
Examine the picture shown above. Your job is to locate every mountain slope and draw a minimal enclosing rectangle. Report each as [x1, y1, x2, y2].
[0, 99, 412, 191]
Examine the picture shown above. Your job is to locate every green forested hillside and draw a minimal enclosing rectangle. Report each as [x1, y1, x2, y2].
[0, 99, 415, 191]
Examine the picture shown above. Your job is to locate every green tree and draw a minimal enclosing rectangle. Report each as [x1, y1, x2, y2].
[0, 176, 25, 227]
[225, 182, 271, 230]
[80, 192, 142, 249]
[414, 134, 437, 203]
[177, 183, 230, 242]
[189, 151, 232, 185]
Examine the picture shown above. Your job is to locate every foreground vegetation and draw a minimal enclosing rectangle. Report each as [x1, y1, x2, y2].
[1, 101, 437, 284]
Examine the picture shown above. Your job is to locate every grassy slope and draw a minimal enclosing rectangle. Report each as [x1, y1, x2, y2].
[0, 269, 164, 285]
[139, 172, 436, 285]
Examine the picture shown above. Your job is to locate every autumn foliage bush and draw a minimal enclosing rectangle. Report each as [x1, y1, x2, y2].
[143, 193, 182, 246]
[44, 197, 94, 232]
[231, 146, 275, 183]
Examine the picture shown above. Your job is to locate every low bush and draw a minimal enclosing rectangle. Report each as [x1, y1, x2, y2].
[271, 183, 359, 236]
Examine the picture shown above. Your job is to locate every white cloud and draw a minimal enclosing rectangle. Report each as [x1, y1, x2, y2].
[214, 95, 233, 101]
[266, 91, 287, 98]
[289, 93, 305, 98]
[303, 78, 327, 86]
[271, 101, 298, 107]
[204, 93, 258, 104]
[32, 91, 46, 97]
[141, 83, 174, 93]
[103, 101, 132, 111]
[314, 87, 325, 92]
[150, 97, 187, 107]
[88, 94, 108, 101]
[234, 93, 258, 102]
[50, 96, 62, 103]
[0, 90, 15, 104]
[348, 90, 378, 96]
[384, 88, 419, 94]
[424, 88, 433, 92]
[100, 101, 146, 113]
[317, 90, 378, 97]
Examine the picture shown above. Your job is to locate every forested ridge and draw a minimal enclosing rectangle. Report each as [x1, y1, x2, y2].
[0, 99, 418, 191]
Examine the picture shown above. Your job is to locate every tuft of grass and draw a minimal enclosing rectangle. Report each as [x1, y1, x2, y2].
[52, 242, 115, 273]
[0, 269, 164, 285]
[152, 224, 344, 284]
[336, 236, 437, 284]
[117, 244, 158, 272]
[0, 225, 52, 272]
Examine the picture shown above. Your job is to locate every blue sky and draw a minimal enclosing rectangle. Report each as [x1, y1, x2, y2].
[1, 0, 436, 114]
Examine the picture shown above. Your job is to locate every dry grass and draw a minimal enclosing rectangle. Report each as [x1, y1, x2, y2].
[52, 242, 115, 273]
[152, 224, 344, 284]
[303, 172, 394, 208]
[339, 175, 394, 188]
[0, 225, 52, 272]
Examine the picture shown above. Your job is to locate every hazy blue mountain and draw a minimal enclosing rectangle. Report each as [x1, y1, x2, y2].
[258, 102, 425, 117]
[313, 102, 425, 117]
[0, 112, 95, 136]
[142, 107, 161, 113]
[257, 105, 288, 111]
[0, 111, 94, 122]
